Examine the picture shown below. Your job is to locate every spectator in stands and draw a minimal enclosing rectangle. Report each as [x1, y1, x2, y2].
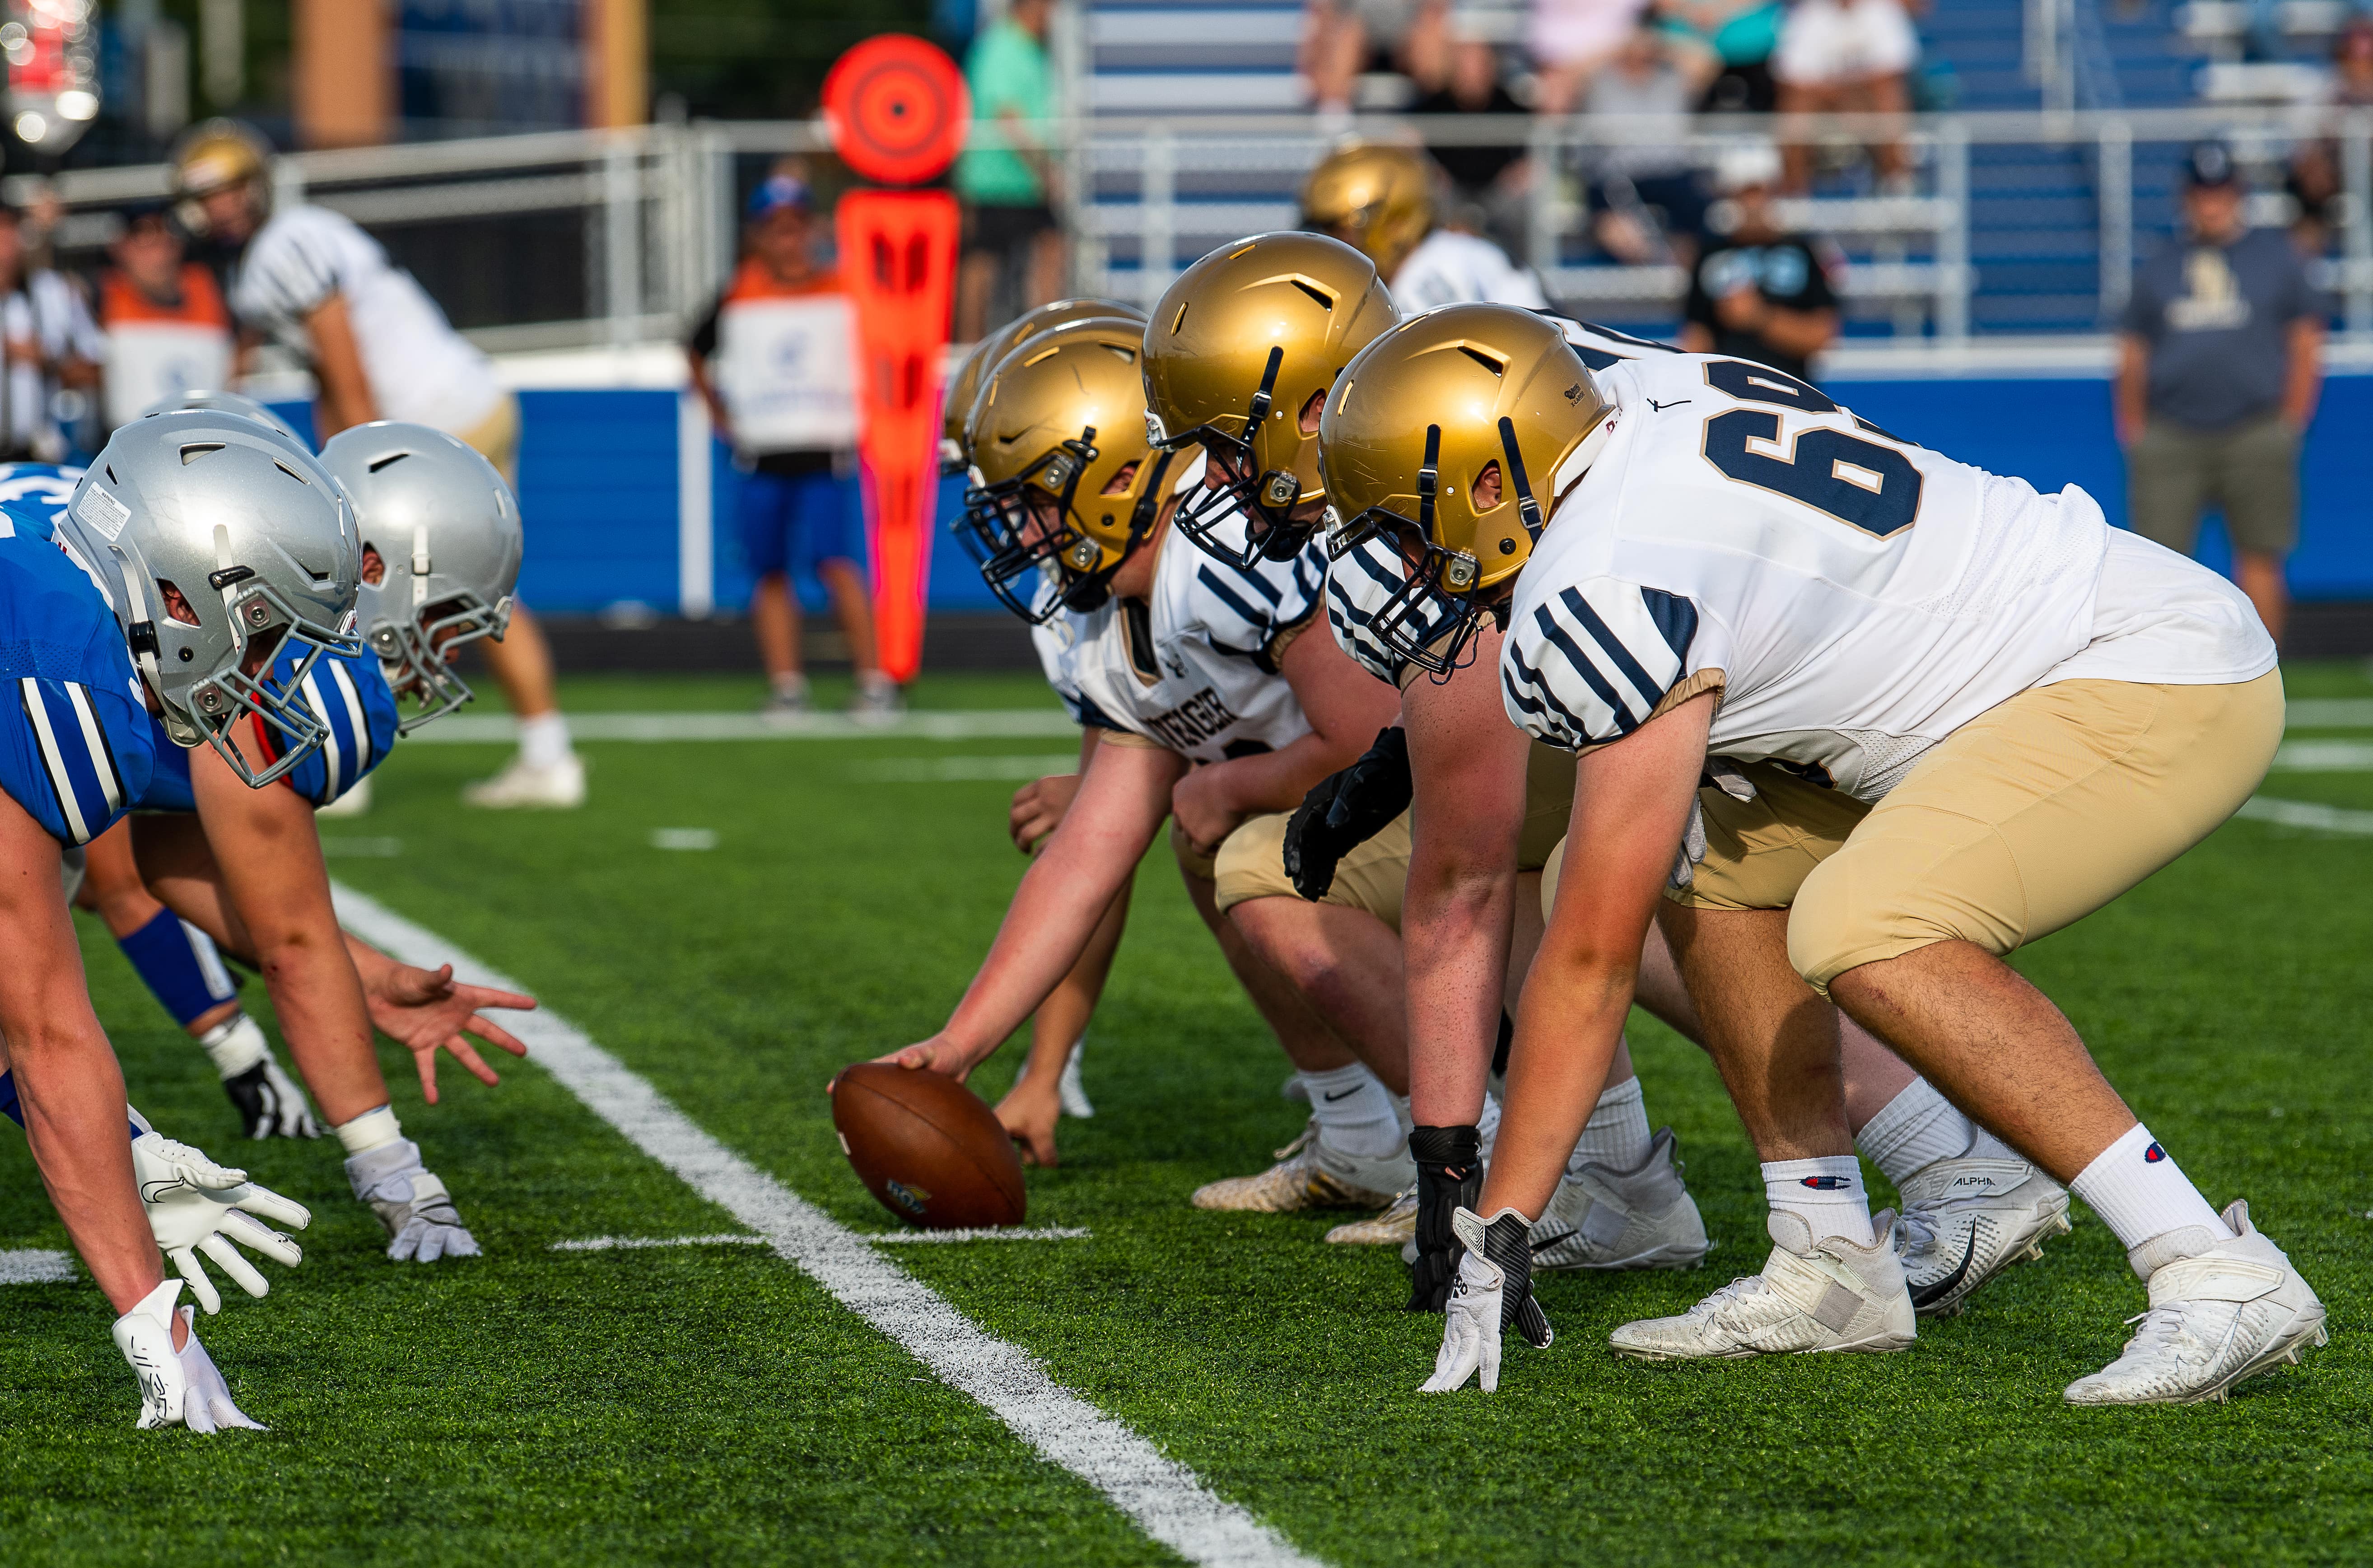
[1771, 0, 1918, 191]
[1532, 0, 1647, 113]
[173, 119, 584, 810]
[1585, 25, 1712, 264]
[1680, 142, 1843, 379]
[956, 0, 1064, 344]
[1676, 0, 1786, 111]
[0, 200, 100, 462]
[94, 202, 233, 433]
[685, 173, 896, 720]
[1411, 25, 1533, 249]
[2287, 20, 2373, 256]
[1303, 0, 1450, 121]
[2118, 141, 2327, 645]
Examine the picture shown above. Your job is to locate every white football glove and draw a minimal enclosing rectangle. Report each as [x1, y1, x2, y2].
[132, 1129, 310, 1314]
[347, 1139, 480, 1263]
[110, 1279, 266, 1432]
[1418, 1207, 1553, 1394]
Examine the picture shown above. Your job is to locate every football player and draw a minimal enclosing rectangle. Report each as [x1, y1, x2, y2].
[1324, 304, 2322, 1405]
[1298, 315, 2065, 1314]
[878, 313, 1420, 1214]
[49, 413, 534, 1265]
[943, 298, 1146, 1163]
[1301, 143, 1547, 313]
[0, 424, 321, 1428]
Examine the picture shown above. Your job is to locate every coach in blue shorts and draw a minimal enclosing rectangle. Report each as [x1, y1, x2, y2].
[686, 172, 899, 719]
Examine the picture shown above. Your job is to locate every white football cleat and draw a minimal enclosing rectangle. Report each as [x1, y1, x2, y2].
[462, 753, 585, 809]
[1058, 1041, 1095, 1120]
[1895, 1155, 2072, 1317]
[1191, 1121, 1413, 1213]
[2064, 1200, 2328, 1406]
[314, 774, 373, 817]
[1609, 1209, 1917, 1361]
[1327, 1186, 1417, 1246]
[347, 1139, 482, 1263]
[1533, 1127, 1711, 1272]
[849, 674, 905, 724]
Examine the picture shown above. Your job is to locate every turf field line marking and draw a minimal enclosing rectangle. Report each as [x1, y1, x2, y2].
[551, 1233, 770, 1251]
[331, 884, 1326, 1568]
[0, 1248, 75, 1284]
[866, 1226, 1092, 1243]
[2269, 740, 2373, 773]
[849, 754, 1082, 783]
[401, 710, 1077, 745]
[2286, 698, 2373, 730]
[2236, 796, 2373, 835]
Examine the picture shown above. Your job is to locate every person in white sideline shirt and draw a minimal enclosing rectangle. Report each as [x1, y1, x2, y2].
[95, 202, 234, 429]
[0, 198, 102, 461]
[169, 120, 585, 810]
[1298, 141, 1548, 312]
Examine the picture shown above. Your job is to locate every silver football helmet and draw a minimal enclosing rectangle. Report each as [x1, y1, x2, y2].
[320, 422, 522, 733]
[58, 411, 361, 787]
[141, 390, 306, 446]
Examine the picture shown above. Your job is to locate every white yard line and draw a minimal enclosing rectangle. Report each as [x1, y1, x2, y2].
[2269, 740, 2373, 773]
[2286, 698, 2373, 731]
[869, 1226, 1092, 1244]
[333, 883, 1320, 1568]
[554, 1227, 1092, 1252]
[0, 1248, 75, 1284]
[551, 1233, 770, 1252]
[403, 710, 1076, 744]
[2236, 797, 2373, 836]
[849, 754, 1081, 783]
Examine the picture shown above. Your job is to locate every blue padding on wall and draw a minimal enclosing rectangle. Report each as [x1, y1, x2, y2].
[272, 374, 2373, 613]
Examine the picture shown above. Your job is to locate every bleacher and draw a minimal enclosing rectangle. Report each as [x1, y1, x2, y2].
[1077, 0, 2361, 341]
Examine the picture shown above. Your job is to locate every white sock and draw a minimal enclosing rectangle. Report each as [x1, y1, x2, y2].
[773, 670, 809, 700]
[1476, 1092, 1503, 1162]
[334, 1103, 402, 1157]
[1763, 1156, 1875, 1248]
[518, 712, 573, 770]
[2070, 1123, 2231, 1251]
[1301, 1064, 1402, 1159]
[1567, 1074, 1652, 1173]
[197, 1013, 269, 1079]
[856, 670, 895, 696]
[1854, 1078, 1978, 1185]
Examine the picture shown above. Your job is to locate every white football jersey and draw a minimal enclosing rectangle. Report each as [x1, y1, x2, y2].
[1502, 353, 2274, 801]
[1055, 509, 1328, 763]
[1327, 317, 1680, 688]
[1390, 229, 1549, 313]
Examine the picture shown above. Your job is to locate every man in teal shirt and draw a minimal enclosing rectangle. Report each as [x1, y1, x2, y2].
[957, 0, 1064, 340]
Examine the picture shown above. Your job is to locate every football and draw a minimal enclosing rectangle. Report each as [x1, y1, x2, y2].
[830, 1062, 1027, 1229]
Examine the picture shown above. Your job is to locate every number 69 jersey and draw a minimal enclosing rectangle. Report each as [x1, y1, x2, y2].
[1502, 354, 2275, 801]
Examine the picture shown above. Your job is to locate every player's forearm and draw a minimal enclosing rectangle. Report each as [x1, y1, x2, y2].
[1759, 307, 1837, 359]
[2114, 336, 2149, 443]
[4, 1019, 163, 1313]
[1401, 860, 1517, 1128]
[942, 818, 1156, 1058]
[1203, 732, 1355, 818]
[1478, 940, 1636, 1221]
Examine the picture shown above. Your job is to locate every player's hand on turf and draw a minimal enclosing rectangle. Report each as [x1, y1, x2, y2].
[1282, 726, 1410, 901]
[995, 1076, 1062, 1167]
[1170, 765, 1246, 858]
[131, 1132, 309, 1315]
[1010, 773, 1080, 852]
[223, 1052, 322, 1140]
[365, 961, 535, 1104]
[112, 1281, 268, 1432]
[1419, 1207, 1552, 1394]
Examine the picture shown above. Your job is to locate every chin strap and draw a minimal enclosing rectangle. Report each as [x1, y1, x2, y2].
[112, 548, 166, 696]
[1498, 416, 1544, 540]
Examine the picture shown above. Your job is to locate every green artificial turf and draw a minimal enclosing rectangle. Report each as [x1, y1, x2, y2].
[1, 663, 2367, 1567]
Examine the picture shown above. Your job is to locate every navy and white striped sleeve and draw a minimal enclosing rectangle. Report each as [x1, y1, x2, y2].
[1324, 536, 1458, 686]
[9, 676, 132, 845]
[1502, 579, 1702, 751]
[1190, 544, 1321, 672]
[232, 210, 364, 331]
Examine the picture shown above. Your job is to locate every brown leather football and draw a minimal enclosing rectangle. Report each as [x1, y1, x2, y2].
[831, 1062, 1026, 1229]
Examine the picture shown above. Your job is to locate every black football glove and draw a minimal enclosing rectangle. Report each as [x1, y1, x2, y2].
[1282, 726, 1412, 901]
[1420, 1206, 1553, 1392]
[1406, 1123, 1483, 1312]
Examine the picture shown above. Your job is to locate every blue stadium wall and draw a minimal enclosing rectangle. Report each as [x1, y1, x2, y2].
[286, 374, 2373, 615]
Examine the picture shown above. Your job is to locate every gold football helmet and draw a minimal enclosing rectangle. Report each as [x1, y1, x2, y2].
[1320, 303, 1615, 676]
[942, 298, 1146, 474]
[1141, 232, 1397, 567]
[962, 317, 1177, 623]
[171, 119, 274, 237]
[1301, 142, 1436, 280]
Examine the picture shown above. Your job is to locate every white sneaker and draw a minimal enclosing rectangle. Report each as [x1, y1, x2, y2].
[850, 675, 904, 724]
[1533, 1127, 1711, 1272]
[1191, 1121, 1413, 1213]
[1609, 1210, 1917, 1361]
[1895, 1155, 2072, 1318]
[315, 775, 373, 817]
[462, 753, 586, 809]
[1327, 1186, 1417, 1246]
[1058, 1041, 1094, 1120]
[2063, 1200, 2328, 1406]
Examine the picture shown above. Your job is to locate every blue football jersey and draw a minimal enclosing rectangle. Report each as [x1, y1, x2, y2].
[142, 644, 399, 811]
[0, 480, 154, 846]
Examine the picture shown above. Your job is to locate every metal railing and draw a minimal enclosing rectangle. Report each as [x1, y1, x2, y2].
[13, 104, 2367, 357]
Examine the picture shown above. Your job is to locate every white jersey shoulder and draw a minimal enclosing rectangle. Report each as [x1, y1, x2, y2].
[1324, 315, 1678, 688]
[1391, 229, 1548, 312]
[231, 205, 504, 435]
[1501, 352, 2270, 800]
[1055, 511, 1324, 763]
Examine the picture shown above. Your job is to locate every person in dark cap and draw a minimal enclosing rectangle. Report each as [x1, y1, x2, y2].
[2117, 141, 2327, 644]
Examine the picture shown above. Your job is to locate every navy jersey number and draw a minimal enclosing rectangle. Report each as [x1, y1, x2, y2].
[1699, 359, 1922, 537]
